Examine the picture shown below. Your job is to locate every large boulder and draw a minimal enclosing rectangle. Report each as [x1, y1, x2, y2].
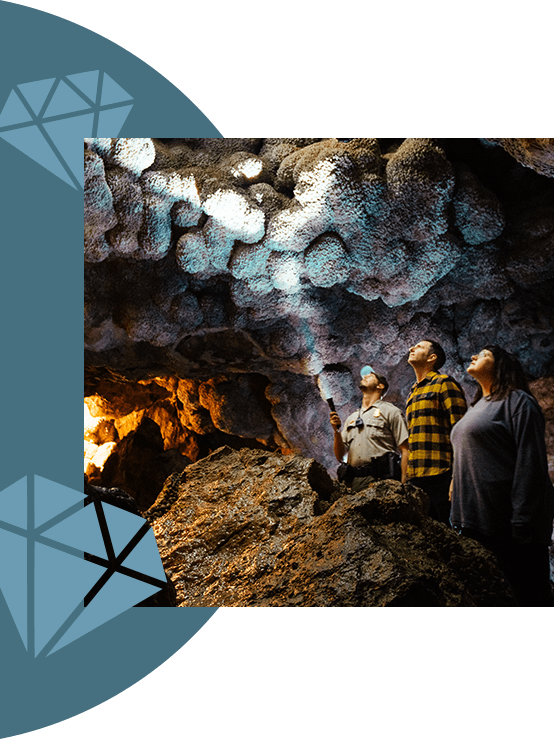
[147, 447, 516, 607]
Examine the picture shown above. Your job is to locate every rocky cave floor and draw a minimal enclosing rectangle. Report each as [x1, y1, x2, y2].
[87, 446, 554, 608]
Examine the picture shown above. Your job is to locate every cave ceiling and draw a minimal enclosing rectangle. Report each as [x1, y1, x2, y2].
[84, 138, 554, 474]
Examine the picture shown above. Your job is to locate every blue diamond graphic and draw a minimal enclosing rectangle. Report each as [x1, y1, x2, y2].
[17, 78, 56, 115]
[44, 79, 91, 118]
[0, 89, 32, 126]
[0, 71, 134, 189]
[66, 71, 100, 103]
[0, 475, 165, 658]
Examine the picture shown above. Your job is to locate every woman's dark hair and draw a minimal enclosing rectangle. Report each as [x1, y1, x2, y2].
[472, 345, 534, 405]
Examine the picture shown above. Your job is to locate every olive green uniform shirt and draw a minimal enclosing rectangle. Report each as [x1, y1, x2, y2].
[341, 399, 408, 467]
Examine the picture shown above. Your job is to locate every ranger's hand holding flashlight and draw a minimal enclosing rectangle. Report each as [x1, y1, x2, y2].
[327, 398, 342, 432]
[327, 397, 346, 462]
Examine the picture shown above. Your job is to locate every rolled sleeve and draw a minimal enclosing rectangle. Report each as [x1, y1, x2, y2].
[389, 407, 409, 448]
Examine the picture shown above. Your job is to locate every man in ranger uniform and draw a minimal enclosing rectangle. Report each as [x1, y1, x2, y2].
[406, 339, 467, 524]
[330, 365, 409, 493]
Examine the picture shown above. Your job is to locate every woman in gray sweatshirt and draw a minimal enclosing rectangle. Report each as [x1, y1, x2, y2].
[450, 345, 554, 606]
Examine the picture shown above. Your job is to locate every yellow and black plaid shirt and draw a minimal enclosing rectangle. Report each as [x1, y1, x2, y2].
[406, 371, 467, 478]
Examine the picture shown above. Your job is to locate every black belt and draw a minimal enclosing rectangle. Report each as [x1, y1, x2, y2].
[338, 452, 401, 484]
[349, 462, 377, 478]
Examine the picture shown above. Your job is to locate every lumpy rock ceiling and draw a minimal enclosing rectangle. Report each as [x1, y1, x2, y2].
[84, 138, 554, 479]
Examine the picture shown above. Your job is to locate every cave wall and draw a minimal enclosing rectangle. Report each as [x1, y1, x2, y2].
[84, 138, 554, 476]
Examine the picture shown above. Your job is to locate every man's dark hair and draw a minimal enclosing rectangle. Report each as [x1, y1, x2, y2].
[423, 339, 446, 371]
[472, 345, 534, 405]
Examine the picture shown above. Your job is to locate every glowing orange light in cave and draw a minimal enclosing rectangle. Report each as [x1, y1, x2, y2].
[84, 400, 116, 477]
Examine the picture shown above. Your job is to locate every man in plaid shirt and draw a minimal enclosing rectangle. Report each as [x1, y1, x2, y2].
[406, 339, 467, 524]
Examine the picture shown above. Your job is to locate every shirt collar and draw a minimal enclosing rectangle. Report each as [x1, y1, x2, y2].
[360, 398, 384, 414]
[412, 370, 438, 389]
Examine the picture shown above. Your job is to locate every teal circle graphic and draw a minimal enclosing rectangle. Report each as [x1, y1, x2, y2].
[0, 3, 219, 737]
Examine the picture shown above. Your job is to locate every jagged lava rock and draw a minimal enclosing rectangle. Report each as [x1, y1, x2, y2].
[147, 447, 516, 607]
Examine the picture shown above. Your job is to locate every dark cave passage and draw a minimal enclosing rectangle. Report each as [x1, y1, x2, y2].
[84, 368, 291, 510]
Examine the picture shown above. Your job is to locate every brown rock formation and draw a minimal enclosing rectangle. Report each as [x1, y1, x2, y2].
[484, 138, 554, 178]
[146, 447, 517, 607]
